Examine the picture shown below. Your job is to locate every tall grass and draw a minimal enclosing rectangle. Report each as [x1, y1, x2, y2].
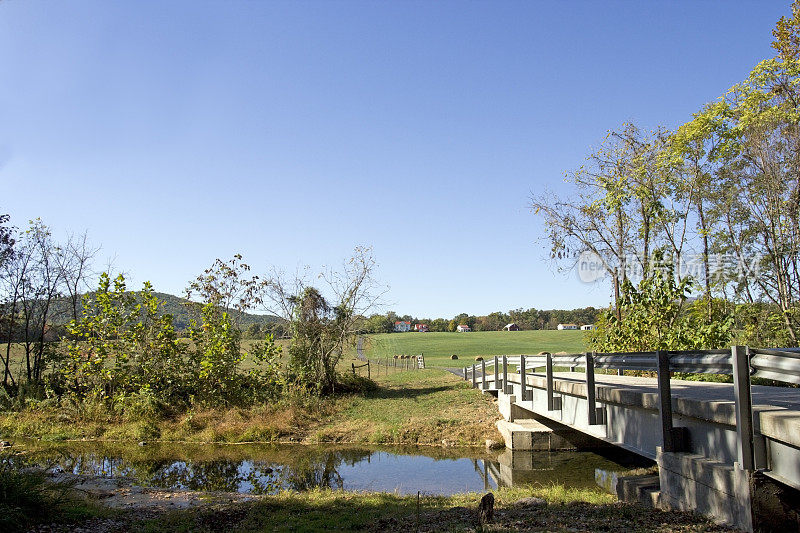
[0, 451, 96, 532]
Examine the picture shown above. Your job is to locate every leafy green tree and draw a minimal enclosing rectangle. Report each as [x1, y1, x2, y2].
[65, 273, 140, 401]
[64, 274, 186, 404]
[185, 255, 280, 406]
[588, 255, 732, 352]
[245, 323, 262, 339]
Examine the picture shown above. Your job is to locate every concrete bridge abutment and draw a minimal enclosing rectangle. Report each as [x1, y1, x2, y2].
[466, 352, 800, 532]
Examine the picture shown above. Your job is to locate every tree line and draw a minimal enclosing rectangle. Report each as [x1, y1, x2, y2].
[532, 5, 800, 351]
[0, 215, 379, 411]
[360, 307, 600, 334]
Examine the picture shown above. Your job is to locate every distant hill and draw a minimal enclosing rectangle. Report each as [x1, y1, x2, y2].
[151, 292, 282, 331]
[32, 291, 282, 332]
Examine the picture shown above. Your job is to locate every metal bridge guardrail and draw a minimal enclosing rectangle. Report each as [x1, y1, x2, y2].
[750, 348, 800, 385]
[466, 347, 800, 387]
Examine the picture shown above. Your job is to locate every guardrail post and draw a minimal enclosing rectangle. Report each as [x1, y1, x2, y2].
[586, 352, 597, 425]
[520, 355, 528, 401]
[472, 364, 477, 388]
[732, 345, 755, 471]
[656, 350, 685, 452]
[493, 356, 499, 389]
[546, 353, 556, 410]
[502, 355, 509, 394]
[481, 359, 486, 390]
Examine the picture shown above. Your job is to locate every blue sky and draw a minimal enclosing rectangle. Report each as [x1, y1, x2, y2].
[0, 1, 790, 318]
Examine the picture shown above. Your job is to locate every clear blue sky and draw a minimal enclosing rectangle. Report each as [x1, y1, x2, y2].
[0, 1, 789, 318]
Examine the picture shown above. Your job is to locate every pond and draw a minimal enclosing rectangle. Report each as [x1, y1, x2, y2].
[10, 441, 652, 496]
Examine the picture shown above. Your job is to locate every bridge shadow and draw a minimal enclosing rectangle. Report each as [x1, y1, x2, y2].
[365, 385, 453, 401]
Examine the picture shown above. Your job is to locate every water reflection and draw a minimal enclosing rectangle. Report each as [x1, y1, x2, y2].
[13, 442, 650, 496]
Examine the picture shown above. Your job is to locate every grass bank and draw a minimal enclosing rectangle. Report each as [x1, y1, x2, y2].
[363, 330, 587, 368]
[108, 484, 728, 532]
[0, 367, 502, 447]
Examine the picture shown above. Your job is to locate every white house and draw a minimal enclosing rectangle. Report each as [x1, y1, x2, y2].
[456, 324, 471, 332]
[581, 324, 596, 331]
[503, 323, 520, 331]
[394, 321, 411, 332]
[557, 323, 579, 330]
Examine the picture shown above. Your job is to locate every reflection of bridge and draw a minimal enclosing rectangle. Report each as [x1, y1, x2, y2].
[464, 348, 800, 531]
[472, 448, 635, 491]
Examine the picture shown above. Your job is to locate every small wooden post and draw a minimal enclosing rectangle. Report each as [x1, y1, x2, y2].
[494, 356, 499, 389]
[481, 358, 486, 389]
[656, 350, 675, 452]
[586, 352, 597, 425]
[520, 355, 527, 401]
[732, 345, 755, 471]
[546, 353, 555, 411]
[367, 360, 370, 380]
[472, 364, 477, 387]
[502, 355, 508, 394]
[352, 362, 356, 376]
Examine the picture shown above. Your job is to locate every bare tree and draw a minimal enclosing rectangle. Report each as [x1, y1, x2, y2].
[264, 247, 385, 393]
[56, 231, 100, 324]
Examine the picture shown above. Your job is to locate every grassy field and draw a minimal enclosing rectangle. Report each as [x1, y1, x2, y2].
[361, 330, 588, 368]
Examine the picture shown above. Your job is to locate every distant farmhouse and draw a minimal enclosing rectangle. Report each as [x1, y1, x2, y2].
[581, 324, 596, 330]
[456, 324, 471, 332]
[557, 323, 579, 330]
[503, 323, 520, 331]
[414, 323, 429, 332]
[394, 321, 411, 332]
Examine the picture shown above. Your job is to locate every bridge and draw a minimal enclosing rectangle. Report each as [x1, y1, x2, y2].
[463, 347, 800, 531]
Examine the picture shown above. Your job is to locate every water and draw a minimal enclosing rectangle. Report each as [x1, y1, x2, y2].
[11, 441, 651, 496]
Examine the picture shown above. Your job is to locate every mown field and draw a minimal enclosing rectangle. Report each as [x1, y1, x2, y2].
[361, 330, 588, 368]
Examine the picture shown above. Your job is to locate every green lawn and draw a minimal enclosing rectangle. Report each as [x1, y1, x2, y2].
[361, 330, 588, 368]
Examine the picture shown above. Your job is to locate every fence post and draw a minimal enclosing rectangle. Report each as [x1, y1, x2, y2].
[656, 350, 676, 452]
[502, 355, 509, 394]
[546, 352, 555, 410]
[367, 360, 370, 380]
[520, 355, 528, 401]
[472, 364, 477, 387]
[494, 356, 499, 389]
[732, 345, 755, 471]
[586, 351, 597, 425]
[481, 359, 486, 389]
[352, 362, 356, 376]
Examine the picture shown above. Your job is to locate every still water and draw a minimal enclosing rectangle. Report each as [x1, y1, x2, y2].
[13, 441, 650, 496]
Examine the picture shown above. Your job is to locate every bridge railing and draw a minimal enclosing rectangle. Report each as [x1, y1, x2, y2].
[749, 347, 800, 385]
[464, 346, 800, 471]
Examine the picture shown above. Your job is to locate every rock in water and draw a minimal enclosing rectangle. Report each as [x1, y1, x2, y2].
[485, 439, 503, 449]
[478, 492, 494, 524]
